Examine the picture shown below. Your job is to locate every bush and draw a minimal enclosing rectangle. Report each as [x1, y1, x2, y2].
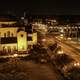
[66, 67, 80, 80]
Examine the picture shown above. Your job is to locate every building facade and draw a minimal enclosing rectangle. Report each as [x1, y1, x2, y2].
[0, 16, 37, 53]
[0, 27, 37, 53]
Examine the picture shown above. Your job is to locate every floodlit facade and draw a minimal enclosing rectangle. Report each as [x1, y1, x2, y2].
[0, 16, 37, 53]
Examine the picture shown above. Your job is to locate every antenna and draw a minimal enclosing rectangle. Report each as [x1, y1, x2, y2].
[24, 12, 26, 18]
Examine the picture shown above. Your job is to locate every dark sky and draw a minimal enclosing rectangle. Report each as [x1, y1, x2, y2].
[0, 0, 80, 15]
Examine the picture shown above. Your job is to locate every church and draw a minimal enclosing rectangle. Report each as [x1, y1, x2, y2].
[0, 15, 37, 54]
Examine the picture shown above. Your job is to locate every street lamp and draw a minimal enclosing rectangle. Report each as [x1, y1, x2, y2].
[42, 39, 46, 42]
[57, 50, 64, 54]
[53, 20, 57, 23]
[13, 54, 18, 57]
[74, 62, 80, 67]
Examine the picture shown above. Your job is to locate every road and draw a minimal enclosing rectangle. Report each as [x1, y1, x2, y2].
[0, 58, 63, 80]
[55, 39, 80, 61]
[48, 35, 80, 63]
[43, 34, 80, 62]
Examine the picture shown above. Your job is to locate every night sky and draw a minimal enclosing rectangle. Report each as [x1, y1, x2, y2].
[0, 0, 80, 15]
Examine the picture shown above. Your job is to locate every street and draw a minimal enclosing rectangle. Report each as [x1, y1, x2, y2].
[42, 34, 80, 62]
[56, 38, 80, 62]
[0, 58, 63, 80]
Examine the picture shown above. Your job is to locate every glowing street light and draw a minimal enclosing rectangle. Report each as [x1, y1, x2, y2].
[21, 17, 24, 20]
[42, 39, 46, 42]
[13, 54, 18, 57]
[74, 62, 80, 66]
[57, 50, 64, 54]
[53, 20, 57, 23]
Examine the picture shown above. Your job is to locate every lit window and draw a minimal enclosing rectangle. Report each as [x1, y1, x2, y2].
[14, 46, 16, 51]
[4, 33, 6, 37]
[3, 46, 6, 51]
[8, 46, 11, 52]
[11, 33, 13, 37]
[7, 31, 10, 37]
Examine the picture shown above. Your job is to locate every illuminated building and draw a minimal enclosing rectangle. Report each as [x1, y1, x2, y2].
[0, 15, 37, 53]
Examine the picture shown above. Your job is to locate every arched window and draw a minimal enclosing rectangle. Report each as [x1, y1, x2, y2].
[7, 31, 10, 37]
[13, 46, 16, 51]
[11, 33, 13, 37]
[4, 33, 6, 37]
[3, 46, 6, 52]
[8, 46, 11, 52]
